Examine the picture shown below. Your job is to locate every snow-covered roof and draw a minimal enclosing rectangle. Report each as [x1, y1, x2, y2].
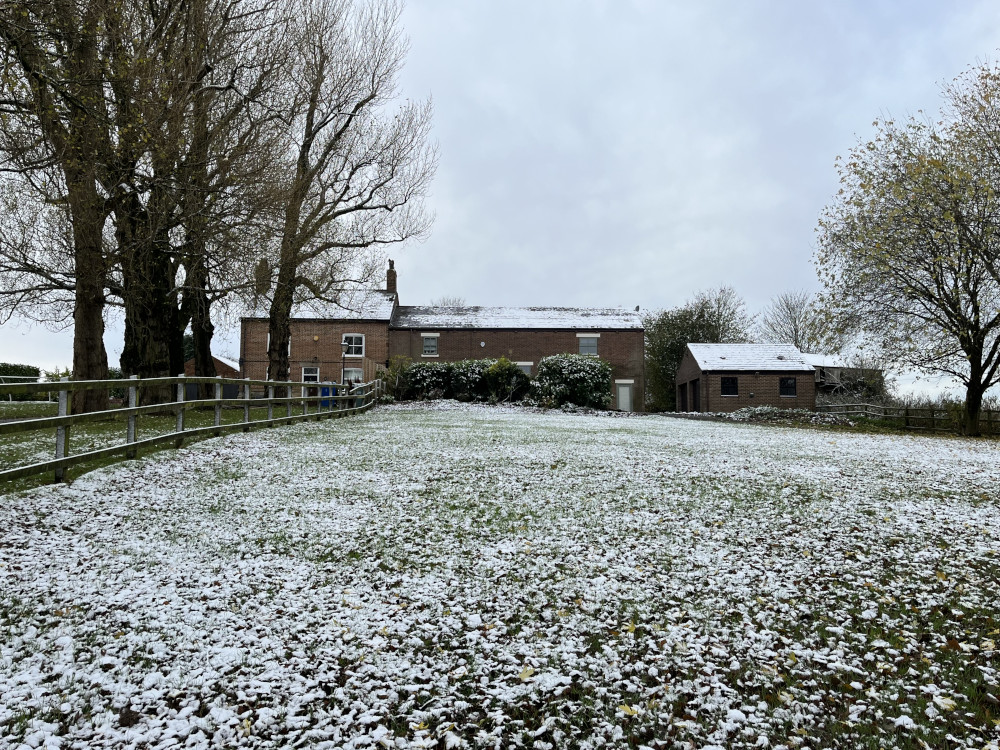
[688, 343, 814, 372]
[802, 353, 848, 369]
[289, 290, 397, 321]
[391, 306, 643, 330]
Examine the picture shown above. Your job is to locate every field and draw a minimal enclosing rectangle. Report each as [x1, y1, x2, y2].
[1, 402, 998, 749]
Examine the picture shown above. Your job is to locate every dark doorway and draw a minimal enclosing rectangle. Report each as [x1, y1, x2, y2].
[691, 379, 701, 412]
[678, 382, 688, 412]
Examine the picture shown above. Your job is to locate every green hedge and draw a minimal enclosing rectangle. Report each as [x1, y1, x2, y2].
[0, 362, 41, 402]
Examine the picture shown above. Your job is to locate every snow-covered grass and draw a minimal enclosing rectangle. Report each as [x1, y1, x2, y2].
[1, 402, 998, 749]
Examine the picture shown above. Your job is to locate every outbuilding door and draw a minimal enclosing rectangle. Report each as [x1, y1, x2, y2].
[692, 379, 700, 412]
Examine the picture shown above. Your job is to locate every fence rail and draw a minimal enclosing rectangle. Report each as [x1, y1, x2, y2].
[815, 402, 999, 434]
[0, 375, 382, 484]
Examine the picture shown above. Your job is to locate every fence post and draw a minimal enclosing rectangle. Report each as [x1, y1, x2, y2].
[243, 380, 251, 432]
[126, 375, 138, 459]
[214, 376, 222, 435]
[286, 379, 292, 420]
[176, 376, 185, 446]
[268, 384, 275, 424]
[54, 377, 70, 483]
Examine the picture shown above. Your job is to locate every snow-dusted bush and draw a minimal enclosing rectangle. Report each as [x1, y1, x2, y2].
[406, 362, 452, 399]
[531, 354, 612, 409]
[485, 357, 530, 403]
[450, 359, 494, 401]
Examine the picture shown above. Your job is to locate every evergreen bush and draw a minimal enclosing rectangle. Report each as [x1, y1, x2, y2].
[0, 362, 41, 402]
[531, 354, 612, 409]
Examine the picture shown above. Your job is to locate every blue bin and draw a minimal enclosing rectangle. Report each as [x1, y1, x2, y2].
[320, 384, 332, 408]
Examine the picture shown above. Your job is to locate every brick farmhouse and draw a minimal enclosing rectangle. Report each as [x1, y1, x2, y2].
[240, 262, 645, 411]
[676, 343, 816, 413]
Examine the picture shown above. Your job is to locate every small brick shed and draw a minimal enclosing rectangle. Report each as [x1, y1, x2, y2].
[675, 343, 816, 413]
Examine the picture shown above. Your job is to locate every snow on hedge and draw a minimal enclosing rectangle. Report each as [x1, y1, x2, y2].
[1, 403, 998, 749]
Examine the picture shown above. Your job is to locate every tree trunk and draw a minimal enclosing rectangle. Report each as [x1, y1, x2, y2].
[117, 195, 183, 402]
[965, 380, 983, 437]
[183, 257, 217, 398]
[65, 173, 109, 414]
[267, 260, 295, 385]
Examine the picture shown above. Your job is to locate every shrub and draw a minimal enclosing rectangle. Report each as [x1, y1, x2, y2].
[531, 354, 612, 409]
[486, 357, 530, 403]
[0, 362, 41, 402]
[384, 356, 413, 400]
[407, 361, 453, 399]
[451, 359, 494, 401]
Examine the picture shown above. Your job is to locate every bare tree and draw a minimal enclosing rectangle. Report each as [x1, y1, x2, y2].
[690, 286, 756, 344]
[0, 0, 117, 411]
[264, 0, 436, 382]
[757, 290, 834, 353]
[429, 295, 465, 306]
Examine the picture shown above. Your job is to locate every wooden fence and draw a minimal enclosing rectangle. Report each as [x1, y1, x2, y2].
[815, 402, 999, 435]
[0, 375, 382, 484]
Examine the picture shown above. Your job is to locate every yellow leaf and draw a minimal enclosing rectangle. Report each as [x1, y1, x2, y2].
[933, 696, 958, 711]
[519, 666, 535, 681]
[619, 704, 639, 716]
[936, 571, 947, 581]
[626, 622, 636, 633]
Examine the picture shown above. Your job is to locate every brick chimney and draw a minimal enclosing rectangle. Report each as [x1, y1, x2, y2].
[386, 259, 397, 294]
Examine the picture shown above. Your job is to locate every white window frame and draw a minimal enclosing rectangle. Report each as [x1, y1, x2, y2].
[342, 367, 364, 383]
[266, 332, 291, 357]
[577, 333, 600, 356]
[515, 361, 533, 375]
[343, 333, 365, 358]
[421, 332, 440, 357]
[302, 366, 319, 383]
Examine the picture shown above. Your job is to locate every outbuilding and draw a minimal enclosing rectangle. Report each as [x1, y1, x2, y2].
[675, 343, 815, 413]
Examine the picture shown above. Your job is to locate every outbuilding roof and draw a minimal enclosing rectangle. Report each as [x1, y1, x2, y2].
[687, 343, 814, 372]
[391, 306, 643, 330]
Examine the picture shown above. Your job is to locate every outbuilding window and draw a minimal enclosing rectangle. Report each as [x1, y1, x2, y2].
[721, 376, 738, 396]
[780, 377, 797, 397]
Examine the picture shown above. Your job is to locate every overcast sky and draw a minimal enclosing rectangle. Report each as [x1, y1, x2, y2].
[3, 0, 1000, 393]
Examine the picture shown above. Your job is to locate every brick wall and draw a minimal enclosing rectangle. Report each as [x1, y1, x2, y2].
[700, 371, 815, 412]
[390, 328, 645, 411]
[240, 318, 391, 382]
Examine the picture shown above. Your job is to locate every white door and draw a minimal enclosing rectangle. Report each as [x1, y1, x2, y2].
[616, 383, 633, 412]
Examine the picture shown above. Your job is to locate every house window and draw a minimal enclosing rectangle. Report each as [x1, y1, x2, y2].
[721, 376, 738, 396]
[343, 334, 364, 357]
[515, 362, 533, 375]
[343, 367, 363, 383]
[266, 333, 291, 357]
[421, 333, 439, 357]
[302, 366, 319, 383]
[578, 335, 599, 355]
[780, 377, 797, 397]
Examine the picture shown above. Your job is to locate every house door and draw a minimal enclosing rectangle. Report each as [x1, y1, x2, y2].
[616, 383, 633, 412]
[691, 379, 700, 412]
